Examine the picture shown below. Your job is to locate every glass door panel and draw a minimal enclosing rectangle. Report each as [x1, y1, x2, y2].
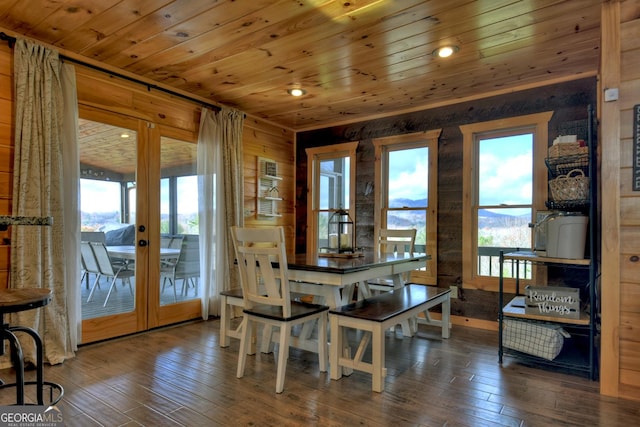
[151, 131, 202, 328]
[79, 115, 203, 341]
[157, 135, 201, 307]
[79, 115, 144, 342]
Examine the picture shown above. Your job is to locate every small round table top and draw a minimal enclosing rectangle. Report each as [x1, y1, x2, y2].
[0, 288, 52, 313]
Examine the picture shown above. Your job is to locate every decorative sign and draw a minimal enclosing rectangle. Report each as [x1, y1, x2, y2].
[524, 286, 580, 319]
[634, 104, 640, 191]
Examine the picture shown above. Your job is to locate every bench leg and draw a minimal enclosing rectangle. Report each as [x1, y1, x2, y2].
[329, 315, 342, 381]
[220, 295, 232, 347]
[371, 322, 385, 392]
[318, 312, 328, 373]
[441, 295, 451, 339]
[399, 319, 415, 337]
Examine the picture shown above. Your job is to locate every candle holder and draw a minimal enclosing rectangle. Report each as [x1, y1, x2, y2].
[319, 209, 362, 257]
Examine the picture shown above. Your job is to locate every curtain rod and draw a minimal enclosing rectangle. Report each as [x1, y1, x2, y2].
[0, 31, 223, 113]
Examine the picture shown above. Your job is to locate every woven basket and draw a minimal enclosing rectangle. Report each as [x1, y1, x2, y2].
[548, 143, 588, 158]
[549, 169, 589, 202]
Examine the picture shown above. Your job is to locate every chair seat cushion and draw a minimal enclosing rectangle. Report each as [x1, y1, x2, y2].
[244, 301, 328, 322]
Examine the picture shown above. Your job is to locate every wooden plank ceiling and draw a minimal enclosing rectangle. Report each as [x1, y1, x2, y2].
[0, 0, 601, 132]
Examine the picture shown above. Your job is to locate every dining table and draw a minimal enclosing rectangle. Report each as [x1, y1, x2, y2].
[265, 251, 430, 356]
[285, 251, 430, 309]
[106, 245, 181, 262]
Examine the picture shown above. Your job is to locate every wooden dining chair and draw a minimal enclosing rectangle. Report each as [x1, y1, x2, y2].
[230, 226, 329, 393]
[367, 228, 417, 293]
[365, 228, 418, 336]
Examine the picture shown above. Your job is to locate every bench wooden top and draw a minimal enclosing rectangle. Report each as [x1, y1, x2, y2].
[329, 284, 450, 322]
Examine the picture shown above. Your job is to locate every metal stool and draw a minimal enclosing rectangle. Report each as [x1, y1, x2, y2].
[0, 288, 64, 405]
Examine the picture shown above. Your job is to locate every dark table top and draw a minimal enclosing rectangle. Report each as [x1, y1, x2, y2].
[286, 252, 429, 274]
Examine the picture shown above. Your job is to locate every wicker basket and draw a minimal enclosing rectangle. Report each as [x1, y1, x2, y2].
[549, 169, 589, 202]
[548, 143, 588, 158]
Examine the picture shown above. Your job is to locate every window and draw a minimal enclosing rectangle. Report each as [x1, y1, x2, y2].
[80, 179, 125, 231]
[176, 175, 199, 234]
[461, 112, 552, 292]
[306, 142, 358, 254]
[373, 130, 441, 284]
[160, 135, 199, 236]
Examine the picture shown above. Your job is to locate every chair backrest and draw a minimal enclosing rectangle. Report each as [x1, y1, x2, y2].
[89, 241, 117, 276]
[174, 235, 199, 278]
[80, 241, 101, 275]
[161, 235, 185, 268]
[161, 236, 173, 248]
[161, 235, 185, 250]
[377, 228, 417, 256]
[230, 226, 291, 317]
[168, 235, 184, 249]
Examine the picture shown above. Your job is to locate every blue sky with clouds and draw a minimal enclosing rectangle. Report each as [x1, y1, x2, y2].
[479, 134, 532, 209]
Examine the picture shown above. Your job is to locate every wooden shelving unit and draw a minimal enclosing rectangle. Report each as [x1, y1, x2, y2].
[498, 106, 599, 380]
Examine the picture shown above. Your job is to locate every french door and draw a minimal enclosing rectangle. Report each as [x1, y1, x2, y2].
[79, 108, 201, 343]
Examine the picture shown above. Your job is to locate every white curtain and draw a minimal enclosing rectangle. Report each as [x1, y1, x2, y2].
[60, 62, 81, 349]
[9, 39, 76, 365]
[197, 107, 244, 319]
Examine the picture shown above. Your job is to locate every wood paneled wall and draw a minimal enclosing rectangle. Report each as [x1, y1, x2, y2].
[600, 0, 640, 402]
[241, 116, 295, 255]
[0, 45, 295, 286]
[296, 78, 597, 326]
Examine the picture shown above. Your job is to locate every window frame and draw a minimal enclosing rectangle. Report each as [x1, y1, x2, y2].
[373, 129, 441, 285]
[460, 112, 553, 293]
[305, 141, 358, 255]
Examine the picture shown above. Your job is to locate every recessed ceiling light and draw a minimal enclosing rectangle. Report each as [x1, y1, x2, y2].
[432, 45, 459, 58]
[120, 133, 130, 138]
[288, 88, 306, 97]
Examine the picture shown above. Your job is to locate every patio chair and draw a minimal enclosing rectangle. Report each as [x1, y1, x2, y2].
[80, 232, 105, 289]
[160, 235, 185, 302]
[87, 241, 135, 307]
[231, 226, 329, 393]
[174, 235, 200, 297]
[80, 241, 102, 293]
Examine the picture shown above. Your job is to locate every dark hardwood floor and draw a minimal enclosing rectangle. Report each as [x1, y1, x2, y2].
[3, 320, 639, 426]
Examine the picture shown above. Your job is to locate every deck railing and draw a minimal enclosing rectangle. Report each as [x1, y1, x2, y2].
[477, 246, 532, 280]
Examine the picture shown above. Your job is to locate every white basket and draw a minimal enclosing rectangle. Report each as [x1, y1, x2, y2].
[503, 319, 570, 360]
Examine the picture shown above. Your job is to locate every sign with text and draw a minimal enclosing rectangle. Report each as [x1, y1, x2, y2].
[524, 286, 580, 319]
[634, 104, 640, 191]
[0, 406, 64, 427]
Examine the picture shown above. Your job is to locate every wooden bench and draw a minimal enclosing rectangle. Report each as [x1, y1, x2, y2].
[329, 284, 451, 392]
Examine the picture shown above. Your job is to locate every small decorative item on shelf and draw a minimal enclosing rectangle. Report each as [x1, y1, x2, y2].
[548, 135, 588, 158]
[524, 285, 580, 319]
[548, 169, 589, 202]
[319, 209, 362, 257]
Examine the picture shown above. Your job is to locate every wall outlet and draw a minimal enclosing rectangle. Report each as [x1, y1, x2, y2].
[450, 285, 458, 299]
